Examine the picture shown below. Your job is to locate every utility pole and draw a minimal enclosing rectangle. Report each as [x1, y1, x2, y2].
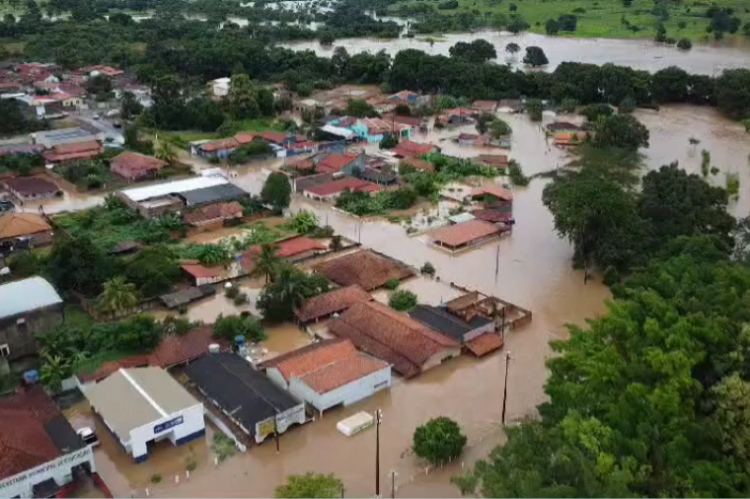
[375, 409, 383, 497]
[274, 410, 280, 454]
[390, 470, 397, 498]
[501, 352, 511, 425]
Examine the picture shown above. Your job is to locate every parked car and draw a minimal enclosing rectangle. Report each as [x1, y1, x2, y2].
[93, 113, 101, 120]
[77, 427, 100, 447]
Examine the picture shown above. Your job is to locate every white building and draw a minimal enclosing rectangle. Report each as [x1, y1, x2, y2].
[0, 387, 96, 498]
[262, 339, 392, 416]
[209, 77, 231, 97]
[84, 367, 205, 463]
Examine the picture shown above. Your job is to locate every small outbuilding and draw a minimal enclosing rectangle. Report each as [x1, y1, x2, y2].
[84, 367, 205, 463]
[428, 220, 501, 252]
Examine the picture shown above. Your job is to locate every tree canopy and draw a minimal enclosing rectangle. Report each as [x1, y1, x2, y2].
[261, 172, 292, 211]
[275, 472, 343, 498]
[414, 417, 467, 466]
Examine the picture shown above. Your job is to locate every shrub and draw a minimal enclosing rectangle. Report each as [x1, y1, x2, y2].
[225, 286, 240, 299]
[677, 38, 693, 50]
[420, 262, 436, 276]
[233, 292, 249, 306]
[384, 278, 400, 290]
[388, 289, 417, 311]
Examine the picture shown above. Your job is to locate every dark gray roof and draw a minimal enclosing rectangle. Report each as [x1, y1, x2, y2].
[185, 353, 299, 436]
[178, 184, 248, 206]
[44, 414, 84, 454]
[409, 305, 492, 342]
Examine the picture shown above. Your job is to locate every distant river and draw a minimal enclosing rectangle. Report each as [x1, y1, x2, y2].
[281, 30, 750, 75]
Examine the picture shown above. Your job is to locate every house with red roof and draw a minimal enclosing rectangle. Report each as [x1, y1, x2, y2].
[42, 141, 103, 164]
[110, 151, 167, 181]
[260, 338, 391, 415]
[314, 151, 364, 175]
[302, 177, 382, 202]
[180, 261, 228, 286]
[393, 140, 438, 159]
[0, 386, 98, 498]
[183, 201, 244, 227]
[240, 236, 326, 274]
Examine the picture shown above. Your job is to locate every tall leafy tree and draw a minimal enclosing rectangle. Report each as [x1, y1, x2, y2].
[275, 473, 343, 499]
[98, 276, 139, 315]
[261, 172, 292, 211]
[251, 243, 282, 284]
[228, 73, 260, 119]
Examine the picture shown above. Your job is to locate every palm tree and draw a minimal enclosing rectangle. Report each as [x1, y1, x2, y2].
[154, 135, 177, 166]
[39, 353, 72, 392]
[98, 276, 139, 316]
[275, 265, 313, 310]
[252, 243, 281, 283]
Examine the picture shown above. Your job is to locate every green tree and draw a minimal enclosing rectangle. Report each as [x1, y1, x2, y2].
[715, 69, 750, 119]
[319, 31, 335, 46]
[346, 98, 377, 118]
[228, 74, 260, 120]
[250, 243, 282, 284]
[413, 417, 467, 465]
[153, 136, 177, 165]
[257, 264, 330, 322]
[261, 172, 292, 211]
[290, 210, 319, 235]
[121, 91, 143, 120]
[618, 96, 636, 114]
[39, 353, 72, 392]
[504, 42, 521, 56]
[379, 135, 399, 149]
[46, 235, 115, 297]
[476, 112, 496, 135]
[711, 372, 750, 470]
[489, 118, 512, 138]
[214, 314, 266, 343]
[507, 15, 528, 33]
[522, 46, 548, 67]
[275, 472, 343, 498]
[677, 38, 693, 50]
[388, 289, 417, 311]
[526, 99, 544, 122]
[593, 114, 650, 150]
[545, 18, 560, 35]
[448, 39, 497, 63]
[125, 245, 181, 297]
[98, 276, 139, 315]
[580, 103, 615, 121]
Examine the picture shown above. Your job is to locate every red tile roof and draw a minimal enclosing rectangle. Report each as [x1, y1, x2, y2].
[150, 325, 229, 368]
[394, 140, 435, 158]
[295, 285, 373, 322]
[304, 177, 382, 197]
[476, 154, 509, 168]
[465, 333, 504, 357]
[0, 387, 73, 481]
[458, 133, 479, 141]
[312, 250, 414, 291]
[270, 339, 356, 381]
[472, 209, 514, 224]
[328, 301, 459, 378]
[76, 355, 151, 384]
[43, 141, 103, 163]
[110, 152, 166, 177]
[472, 100, 498, 112]
[201, 138, 239, 153]
[429, 220, 500, 248]
[235, 133, 256, 144]
[275, 236, 326, 258]
[381, 114, 423, 128]
[257, 131, 287, 144]
[317, 153, 360, 174]
[300, 351, 389, 393]
[183, 202, 243, 225]
[471, 185, 513, 202]
[4, 176, 60, 196]
[181, 263, 222, 279]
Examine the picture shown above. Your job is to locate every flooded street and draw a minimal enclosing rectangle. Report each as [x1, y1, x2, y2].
[282, 30, 750, 74]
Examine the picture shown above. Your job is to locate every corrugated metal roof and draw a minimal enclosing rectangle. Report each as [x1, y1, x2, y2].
[448, 212, 476, 225]
[120, 176, 230, 202]
[0, 277, 62, 320]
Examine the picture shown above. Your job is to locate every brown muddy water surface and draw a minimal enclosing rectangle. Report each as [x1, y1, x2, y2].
[77, 105, 750, 497]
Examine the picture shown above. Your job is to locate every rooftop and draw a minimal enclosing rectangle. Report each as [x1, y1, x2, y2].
[465, 333, 504, 357]
[0, 277, 62, 320]
[120, 176, 231, 202]
[471, 185, 513, 202]
[312, 250, 414, 291]
[77, 355, 151, 384]
[304, 177, 381, 197]
[84, 367, 200, 435]
[409, 305, 493, 342]
[111, 152, 167, 174]
[328, 301, 458, 378]
[178, 184, 248, 206]
[183, 202, 243, 225]
[472, 208, 514, 224]
[263, 339, 388, 394]
[317, 153, 360, 174]
[0, 387, 84, 482]
[4, 176, 60, 196]
[185, 353, 300, 436]
[476, 154, 509, 167]
[0, 212, 51, 240]
[295, 284, 373, 323]
[393, 140, 434, 158]
[429, 220, 500, 248]
[32, 127, 98, 146]
[274, 236, 326, 258]
[149, 325, 229, 368]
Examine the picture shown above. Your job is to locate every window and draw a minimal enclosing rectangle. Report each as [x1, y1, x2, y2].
[16, 318, 27, 333]
[373, 380, 389, 390]
[0, 344, 9, 357]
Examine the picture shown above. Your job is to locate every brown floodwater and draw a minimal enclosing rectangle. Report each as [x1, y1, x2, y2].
[282, 30, 750, 74]
[82, 105, 750, 497]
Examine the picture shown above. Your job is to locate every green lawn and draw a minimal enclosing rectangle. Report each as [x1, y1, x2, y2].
[75, 349, 135, 376]
[154, 118, 288, 150]
[393, 0, 750, 40]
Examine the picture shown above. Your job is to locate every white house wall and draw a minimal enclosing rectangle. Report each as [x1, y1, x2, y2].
[266, 367, 289, 391]
[0, 446, 95, 498]
[464, 322, 496, 343]
[128, 403, 205, 460]
[422, 346, 461, 372]
[288, 365, 392, 413]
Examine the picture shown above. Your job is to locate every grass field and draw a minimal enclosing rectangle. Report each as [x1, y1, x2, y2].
[392, 0, 750, 40]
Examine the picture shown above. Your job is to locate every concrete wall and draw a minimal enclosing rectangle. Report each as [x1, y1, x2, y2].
[0, 304, 63, 360]
[422, 346, 461, 372]
[464, 322, 496, 343]
[128, 403, 205, 462]
[289, 364, 392, 414]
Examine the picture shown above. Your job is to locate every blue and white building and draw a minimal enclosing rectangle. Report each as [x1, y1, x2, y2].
[84, 367, 205, 463]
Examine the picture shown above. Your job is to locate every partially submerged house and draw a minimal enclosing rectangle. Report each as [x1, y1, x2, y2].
[110, 152, 167, 181]
[295, 285, 373, 324]
[409, 305, 503, 357]
[185, 352, 306, 444]
[312, 250, 414, 291]
[4, 176, 62, 201]
[0, 212, 53, 251]
[302, 177, 381, 202]
[328, 301, 460, 378]
[428, 220, 502, 252]
[393, 140, 437, 159]
[261, 339, 391, 415]
[42, 141, 103, 164]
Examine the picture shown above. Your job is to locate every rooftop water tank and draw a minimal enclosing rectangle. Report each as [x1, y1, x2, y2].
[208, 343, 220, 353]
[235, 335, 246, 346]
[24, 370, 39, 385]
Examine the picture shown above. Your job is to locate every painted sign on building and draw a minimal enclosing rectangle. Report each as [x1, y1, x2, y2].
[154, 415, 184, 435]
[0, 446, 93, 492]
